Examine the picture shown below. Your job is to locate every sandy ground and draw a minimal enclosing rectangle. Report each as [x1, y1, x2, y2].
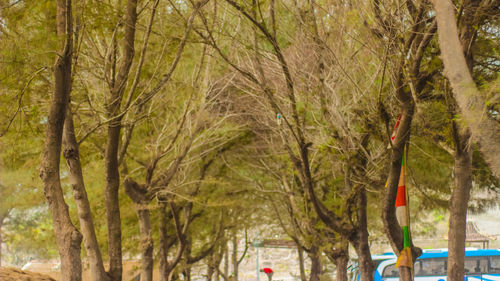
[2, 261, 157, 281]
[0, 267, 56, 281]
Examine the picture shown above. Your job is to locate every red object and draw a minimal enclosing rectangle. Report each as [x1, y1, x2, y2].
[395, 186, 406, 207]
[262, 268, 273, 274]
[391, 115, 402, 143]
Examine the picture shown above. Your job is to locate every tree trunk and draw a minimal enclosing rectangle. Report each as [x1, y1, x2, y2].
[160, 206, 173, 281]
[308, 249, 322, 281]
[448, 130, 472, 281]
[184, 239, 193, 281]
[381, 102, 419, 281]
[352, 188, 374, 281]
[138, 207, 154, 281]
[211, 243, 225, 281]
[326, 239, 349, 281]
[231, 230, 239, 281]
[382, 107, 413, 253]
[224, 244, 229, 279]
[334, 254, 348, 281]
[432, 0, 500, 179]
[297, 246, 307, 281]
[446, 1, 478, 279]
[105, 123, 123, 281]
[105, 1, 138, 279]
[215, 264, 221, 281]
[63, 107, 109, 281]
[207, 253, 216, 281]
[39, 1, 83, 280]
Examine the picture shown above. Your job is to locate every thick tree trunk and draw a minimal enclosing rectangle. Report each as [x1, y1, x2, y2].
[326, 239, 349, 281]
[63, 108, 109, 281]
[138, 207, 154, 281]
[39, 1, 83, 280]
[297, 246, 307, 281]
[432, 0, 500, 179]
[105, 123, 123, 281]
[105, 1, 138, 279]
[353, 188, 374, 281]
[446, 1, 477, 279]
[308, 249, 322, 281]
[448, 131, 472, 281]
[334, 254, 348, 281]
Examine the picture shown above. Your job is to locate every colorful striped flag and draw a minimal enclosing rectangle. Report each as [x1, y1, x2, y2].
[395, 147, 412, 268]
[385, 115, 402, 188]
[390, 115, 401, 145]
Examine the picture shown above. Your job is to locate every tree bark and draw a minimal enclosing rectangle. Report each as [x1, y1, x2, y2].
[334, 254, 348, 281]
[39, 1, 83, 280]
[183, 238, 193, 281]
[63, 107, 109, 281]
[325, 238, 349, 281]
[308, 248, 322, 281]
[432, 0, 500, 180]
[447, 2, 477, 278]
[381, 71, 420, 281]
[105, 1, 138, 280]
[297, 246, 307, 281]
[105, 121, 123, 281]
[448, 130, 472, 281]
[138, 207, 154, 281]
[231, 230, 239, 281]
[159, 209, 171, 281]
[352, 188, 374, 281]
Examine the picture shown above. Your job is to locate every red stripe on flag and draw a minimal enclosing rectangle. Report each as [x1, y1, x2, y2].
[391, 115, 402, 143]
[395, 185, 406, 207]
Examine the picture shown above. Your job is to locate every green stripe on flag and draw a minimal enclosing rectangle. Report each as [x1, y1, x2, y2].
[402, 226, 411, 248]
[402, 145, 406, 167]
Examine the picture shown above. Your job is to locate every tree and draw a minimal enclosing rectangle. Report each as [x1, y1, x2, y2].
[431, 0, 500, 180]
[432, 1, 500, 281]
[38, 0, 83, 280]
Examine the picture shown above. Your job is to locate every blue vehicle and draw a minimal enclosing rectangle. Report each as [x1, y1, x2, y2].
[353, 248, 500, 281]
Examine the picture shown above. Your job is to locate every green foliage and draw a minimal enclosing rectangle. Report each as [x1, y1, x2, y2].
[0, 0, 499, 273]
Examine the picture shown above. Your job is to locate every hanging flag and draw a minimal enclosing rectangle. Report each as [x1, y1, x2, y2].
[386, 115, 402, 187]
[395, 147, 412, 269]
[388, 115, 402, 148]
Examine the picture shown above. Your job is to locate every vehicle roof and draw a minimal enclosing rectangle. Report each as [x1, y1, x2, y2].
[420, 248, 500, 259]
[376, 248, 500, 260]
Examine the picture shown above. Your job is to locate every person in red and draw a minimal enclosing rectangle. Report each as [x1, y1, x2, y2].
[261, 268, 273, 281]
